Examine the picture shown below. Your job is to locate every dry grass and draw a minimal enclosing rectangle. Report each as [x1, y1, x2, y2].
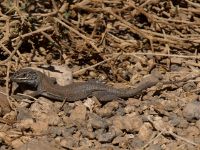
[0, 0, 200, 149]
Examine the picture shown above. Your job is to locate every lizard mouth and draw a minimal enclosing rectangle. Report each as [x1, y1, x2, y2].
[10, 77, 30, 82]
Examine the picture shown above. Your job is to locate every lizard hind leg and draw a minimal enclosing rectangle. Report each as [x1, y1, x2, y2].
[92, 91, 119, 102]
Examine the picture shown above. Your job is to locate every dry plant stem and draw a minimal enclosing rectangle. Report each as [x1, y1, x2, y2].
[185, 0, 200, 8]
[168, 131, 199, 147]
[141, 131, 164, 149]
[161, 73, 200, 89]
[185, 61, 200, 67]
[129, 0, 154, 16]
[12, 26, 53, 41]
[153, 14, 200, 25]
[73, 5, 199, 46]
[16, 93, 38, 102]
[0, 42, 11, 55]
[2, 19, 10, 43]
[128, 2, 200, 26]
[0, 40, 22, 65]
[73, 53, 121, 75]
[141, 29, 200, 43]
[104, 7, 149, 40]
[179, 7, 200, 13]
[54, 17, 101, 52]
[110, 52, 200, 59]
[59, 97, 68, 110]
[118, 22, 180, 45]
[41, 31, 60, 47]
[5, 62, 13, 109]
[147, 117, 199, 146]
[32, 11, 58, 17]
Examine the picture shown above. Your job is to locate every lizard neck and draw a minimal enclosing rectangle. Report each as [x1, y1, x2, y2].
[38, 73, 68, 101]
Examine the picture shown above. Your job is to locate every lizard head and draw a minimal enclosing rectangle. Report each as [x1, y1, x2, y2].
[10, 68, 41, 88]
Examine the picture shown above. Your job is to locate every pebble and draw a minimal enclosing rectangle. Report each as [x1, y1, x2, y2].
[112, 115, 143, 132]
[16, 118, 34, 130]
[16, 139, 59, 150]
[182, 82, 196, 92]
[12, 139, 24, 149]
[169, 115, 188, 128]
[47, 113, 61, 126]
[129, 137, 144, 149]
[70, 104, 86, 120]
[62, 116, 75, 128]
[97, 130, 116, 143]
[88, 113, 109, 129]
[60, 137, 78, 149]
[80, 129, 96, 139]
[182, 101, 200, 121]
[186, 126, 200, 136]
[31, 121, 49, 134]
[148, 144, 162, 150]
[17, 107, 32, 120]
[95, 101, 119, 117]
[138, 123, 153, 141]
[196, 120, 200, 129]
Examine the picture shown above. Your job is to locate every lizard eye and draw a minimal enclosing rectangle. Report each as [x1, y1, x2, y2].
[21, 73, 28, 78]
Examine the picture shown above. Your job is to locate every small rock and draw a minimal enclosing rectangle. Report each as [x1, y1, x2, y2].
[129, 137, 144, 149]
[88, 113, 109, 129]
[186, 126, 200, 136]
[169, 115, 180, 127]
[62, 116, 75, 128]
[138, 123, 153, 141]
[47, 113, 61, 126]
[169, 115, 188, 128]
[153, 117, 174, 132]
[95, 101, 119, 117]
[182, 82, 196, 92]
[126, 98, 141, 107]
[97, 130, 116, 143]
[60, 137, 78, 148]
[115, 107, 125, 116]
[147, 144, 162, 150]
[163, 101, 178, 111]
[97, 144, 117, 150]
[112, 115, 143, 132]
[16, 118, 34, 130]
[17, 107, 32, 120]
[81, 129, 96, 139]
[30, 98, 56, 121]
[70, 104, 87, 121]
[109, 126, 123, 137]
[79, 138, 93, 147]
[16, 139, 59, 150]
[62, 127, 76, 138]
[31, 121, 49, 134]
[176, 117, 189, 128]
[48, 126, 63, 137]
[196, 120, 200, 129]
[12, 139, 24, 149]
[112, 136, 129, 148]
[0, 92, 11, 115]
[182, 101, 200, 121]
[3, 111, 17, 124]
[124, 105, 136, 114]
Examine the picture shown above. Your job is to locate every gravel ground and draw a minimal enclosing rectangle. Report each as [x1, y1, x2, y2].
[0, 0, 200, 149]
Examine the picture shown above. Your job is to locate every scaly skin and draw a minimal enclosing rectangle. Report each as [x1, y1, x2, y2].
[10, 68, 162, 102]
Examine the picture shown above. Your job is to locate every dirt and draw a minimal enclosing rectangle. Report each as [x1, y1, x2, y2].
[0, 0, 200, 149]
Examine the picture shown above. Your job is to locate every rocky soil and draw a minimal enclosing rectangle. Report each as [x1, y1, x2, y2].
[0, 0, 200, 149]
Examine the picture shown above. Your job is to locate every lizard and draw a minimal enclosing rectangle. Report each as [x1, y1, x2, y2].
[10, 68, 162, 102]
